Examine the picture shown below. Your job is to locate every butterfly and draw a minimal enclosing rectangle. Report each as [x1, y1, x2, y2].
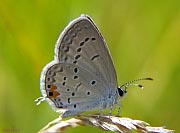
[35, 14, 152, 118]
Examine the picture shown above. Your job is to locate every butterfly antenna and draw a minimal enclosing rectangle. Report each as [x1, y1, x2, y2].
[120, 77, 153, 90]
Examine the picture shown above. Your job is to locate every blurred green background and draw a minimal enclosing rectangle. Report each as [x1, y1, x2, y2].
[0, 0, 179, 132]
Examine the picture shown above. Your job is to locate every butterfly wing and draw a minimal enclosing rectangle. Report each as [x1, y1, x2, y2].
[54, 15, 117, 89]
[41, 62, 111, 117]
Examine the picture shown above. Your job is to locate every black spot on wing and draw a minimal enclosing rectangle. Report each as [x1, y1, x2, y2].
[91, 54, 100, 61]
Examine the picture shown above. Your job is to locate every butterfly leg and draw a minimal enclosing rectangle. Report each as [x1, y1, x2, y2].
[108, 97, 116, 117]
[109, 105, 114, 116]
[117, 102, 122, 117]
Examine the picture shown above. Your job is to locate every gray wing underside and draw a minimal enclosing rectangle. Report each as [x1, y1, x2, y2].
[54, 15, 117, 89]
[44, 63, 109, 114]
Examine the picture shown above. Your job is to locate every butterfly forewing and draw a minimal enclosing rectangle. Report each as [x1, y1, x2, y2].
[54, 15, 117, 89]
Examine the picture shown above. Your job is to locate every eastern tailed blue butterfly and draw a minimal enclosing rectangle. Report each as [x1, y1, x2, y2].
[35, 14, 152, 118]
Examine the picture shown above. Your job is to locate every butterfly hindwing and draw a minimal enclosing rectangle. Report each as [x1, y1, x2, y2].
[42, 62, 110, 115]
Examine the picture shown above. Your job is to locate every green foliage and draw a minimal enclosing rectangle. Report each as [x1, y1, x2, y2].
[0, 0, 179, 132]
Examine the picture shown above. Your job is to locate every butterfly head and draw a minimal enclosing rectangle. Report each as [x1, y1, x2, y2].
[116, 77, 153, 101]
[116, 87, 127, 100]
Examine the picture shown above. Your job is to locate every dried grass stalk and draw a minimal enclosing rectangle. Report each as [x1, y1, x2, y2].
[39, 114, 174, 133]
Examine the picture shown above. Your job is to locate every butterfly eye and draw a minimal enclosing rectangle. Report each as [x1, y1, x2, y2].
[117, 87, 126, 97]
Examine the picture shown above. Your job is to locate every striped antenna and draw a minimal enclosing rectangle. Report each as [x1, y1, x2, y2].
[120, 77, 153, 90]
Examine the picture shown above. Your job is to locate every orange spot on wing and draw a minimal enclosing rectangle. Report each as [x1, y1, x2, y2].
[53, 91, 60, 98]
[48, 84, 60, 98]
[48, 91, 60, 98]
[50, 84, 57, 91]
